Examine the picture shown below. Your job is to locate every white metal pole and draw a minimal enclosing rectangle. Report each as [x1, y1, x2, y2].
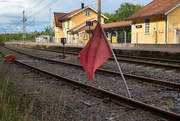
[112, 51, 132, 98]
[100, 20, 132, 98]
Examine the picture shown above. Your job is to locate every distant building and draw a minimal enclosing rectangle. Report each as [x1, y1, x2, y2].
[52, 3, 108, 44]
[35, 35, 50, 43]
[127, 0, 180, 44]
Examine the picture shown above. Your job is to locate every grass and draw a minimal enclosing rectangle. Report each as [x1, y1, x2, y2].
[0, 51, 31, 121]
[0, 71, 31, 121]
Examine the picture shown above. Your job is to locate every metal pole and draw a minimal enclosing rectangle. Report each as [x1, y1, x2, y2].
[136, 32, 138, 47]
[89, 25, 90, 39]
[22, 10, 27, 43]
[63, 44, 65, 58]
[112, 52, 132, 98]
[98, 0, 101, 23]
[123, 30, 127, 45]
[4, 29, 6, 42]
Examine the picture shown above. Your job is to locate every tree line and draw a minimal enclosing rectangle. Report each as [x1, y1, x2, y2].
[0, 27, 54, 44]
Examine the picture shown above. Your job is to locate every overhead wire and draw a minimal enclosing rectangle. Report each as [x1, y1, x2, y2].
[1, 0, 57, 33]
[27, 0, 58, 19]
[61, 0, 88, 12]
[5, 0, 110, 33]
[26, 0, 45, 16]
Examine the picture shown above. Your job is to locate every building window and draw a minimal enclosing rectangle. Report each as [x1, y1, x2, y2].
[67, 21, 70, 29]
[83, 34, 87, 40]
[145, 19, 150, 34]
[86, 9, 90, 16]
[62, 22, 65, 29]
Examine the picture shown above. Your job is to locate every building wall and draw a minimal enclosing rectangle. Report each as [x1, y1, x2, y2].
[167, 6, 180, 44]
[55, 8, 105, 44]
[131, 6, 180, 44]
[71, 8, 104, 28]
[54, 27, 63, 43]
[67, 9, 104, 44]
[131, 16, 166, 44]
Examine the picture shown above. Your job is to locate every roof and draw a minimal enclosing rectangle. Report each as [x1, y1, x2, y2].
[54, 5, 108, 26]
[102, 21, 132, 29]
[54, 12, 67, 27]
[67, 18, 97, 33]
[70, 21, 132, 33]
[59, 9, 82, 21]
[127, 0, 180, 20]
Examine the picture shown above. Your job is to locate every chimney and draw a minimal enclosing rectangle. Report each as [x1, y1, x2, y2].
[81, 3, 84, 9]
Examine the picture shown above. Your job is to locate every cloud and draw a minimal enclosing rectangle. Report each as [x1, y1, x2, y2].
[0, 0, 153, 33]
[1, 0, 8, 2]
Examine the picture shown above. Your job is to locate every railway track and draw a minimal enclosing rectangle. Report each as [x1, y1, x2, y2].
[3, 46, 180, 91]
[0, 50, 180, 121]
[21, 45, 180, 70]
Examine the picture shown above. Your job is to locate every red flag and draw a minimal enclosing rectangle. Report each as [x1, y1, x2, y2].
[77, 22, 112, 82]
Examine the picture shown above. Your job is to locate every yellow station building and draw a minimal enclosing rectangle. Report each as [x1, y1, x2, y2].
[52, 3, 107, 44]
[127, 0, 180, 44]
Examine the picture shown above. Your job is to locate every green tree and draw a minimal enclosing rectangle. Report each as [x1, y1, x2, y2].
[104, 12, 116, 23]
[41, 27, 54, 36]
[105, 2, 143, 23]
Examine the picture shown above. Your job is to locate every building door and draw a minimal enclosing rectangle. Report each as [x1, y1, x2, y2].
[174, 23, 179, 44]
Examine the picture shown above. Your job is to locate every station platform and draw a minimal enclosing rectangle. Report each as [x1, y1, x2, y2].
[4, 42, 180, 60]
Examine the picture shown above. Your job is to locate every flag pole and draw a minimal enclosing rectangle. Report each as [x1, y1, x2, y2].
[112, 51, 132, 98]
[99, 21, 132, 98]
[97, 0, 131, 98]
[98, 0, 101, 23]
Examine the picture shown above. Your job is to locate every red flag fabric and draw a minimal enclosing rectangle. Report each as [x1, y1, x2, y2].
[77, 22, 112, 82]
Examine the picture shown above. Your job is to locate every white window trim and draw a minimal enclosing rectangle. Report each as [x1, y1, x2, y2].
[86, 9, 90, 16]
[144, 19, 150, 34]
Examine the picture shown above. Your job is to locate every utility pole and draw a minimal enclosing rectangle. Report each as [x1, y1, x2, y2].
[98, 0, 101, 23]
[4, 28, 6, 42]
[49, 8, 51, 28]
[22, 10, 27, 43]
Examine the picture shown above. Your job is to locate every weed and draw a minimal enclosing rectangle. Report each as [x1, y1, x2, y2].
[0, 67, 31, 121]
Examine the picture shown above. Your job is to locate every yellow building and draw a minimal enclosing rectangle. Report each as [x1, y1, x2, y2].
[52, 3, 108, 44]
[127, 0, 180, 44]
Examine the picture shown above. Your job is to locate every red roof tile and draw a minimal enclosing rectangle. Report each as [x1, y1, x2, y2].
[83, 21, 132, 31]
[59, 8, 82, 20]
[128, 0, 180, 20]
[54, 12, 67, 27]
[67, 18, 97, 32]
[102, 21, 132, 29]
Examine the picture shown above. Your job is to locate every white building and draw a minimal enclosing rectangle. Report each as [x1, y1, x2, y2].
[35, 35, 50, 43]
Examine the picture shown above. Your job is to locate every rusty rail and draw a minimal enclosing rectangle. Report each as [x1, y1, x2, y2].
[13, 59, 180, 121]
[4, 46, 180, 91]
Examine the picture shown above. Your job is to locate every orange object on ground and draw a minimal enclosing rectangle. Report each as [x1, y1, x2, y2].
[5, 54, 16, 62]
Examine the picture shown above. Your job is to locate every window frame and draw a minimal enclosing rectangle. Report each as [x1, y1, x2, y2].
[144, 19, 150, 34]
[86, 9, 90, 16]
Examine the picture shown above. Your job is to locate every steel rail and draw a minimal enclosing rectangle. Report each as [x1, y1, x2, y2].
[1, 47, 180, 120]
[12, 59, 180, 121]
[3, 46, 180, 91]
[21, 46, 180, 70]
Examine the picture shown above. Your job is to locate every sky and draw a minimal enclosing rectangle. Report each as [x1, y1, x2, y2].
[0, 0, 153, 34]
